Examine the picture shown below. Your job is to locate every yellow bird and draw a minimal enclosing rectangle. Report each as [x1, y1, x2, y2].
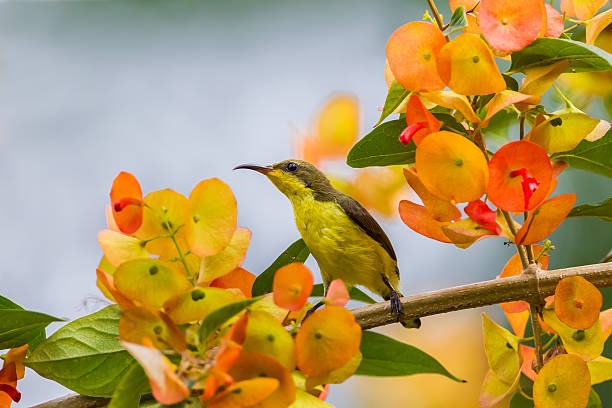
[235, 159, 420, 327]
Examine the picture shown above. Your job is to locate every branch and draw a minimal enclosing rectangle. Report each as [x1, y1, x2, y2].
[353, 262, 612, 329]
[31, 262, 612, 408]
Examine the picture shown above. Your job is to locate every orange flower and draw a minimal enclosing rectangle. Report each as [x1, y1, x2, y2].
[272, 263, 314, 311]
[479, 0, 545, 52]
[110, 171, 143, 234]
[399, 95, 440, 146]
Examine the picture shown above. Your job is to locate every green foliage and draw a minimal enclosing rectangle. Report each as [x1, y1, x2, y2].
[552, 132, 612, 178]
[509, 38, 612, 73]
[252, 239, 310, 296]
[355, 331, 464, 381]
[587, 389, 603, 408]
[0, 294, 61, 350]
[107, 362, 149, 408]
[198, 297, 260, 341]
[346, 119, 416, 168]
[444, 6, 468, 36]
[25, 306, 134, 397]
[375, 80, 410, 126]
[568, 198, 612, 222]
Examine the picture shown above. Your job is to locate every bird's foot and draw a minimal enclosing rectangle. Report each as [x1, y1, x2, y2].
[302, 300, 325, 323]
[388, 287, 421, 329]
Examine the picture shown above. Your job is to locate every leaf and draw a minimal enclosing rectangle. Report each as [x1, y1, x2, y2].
[346, 119, 416, 168]
[25, 306, 135, 397]
[355, 331, 463, 381]
[508, 38, 612, 73]
[567, 198, 612, 221]
[445, 5, 468, 36]
[551, 131, 612, 178]
[252, 239, 310, 297]
[310, 284, 376, 304]
[432, 112, 467, 135]
[107, 361, 149, 408]
[0, 296, 62, 349]
[198, 297, 261, 341]
[375, 80, 410, 126]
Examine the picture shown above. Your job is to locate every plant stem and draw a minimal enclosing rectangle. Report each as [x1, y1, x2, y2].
[426, 0, 445, 32]
[501, 210, 529, 269]
[529, 302, 544, 371]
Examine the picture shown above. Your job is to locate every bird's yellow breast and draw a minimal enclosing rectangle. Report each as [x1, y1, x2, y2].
[287, 190, 398, 297]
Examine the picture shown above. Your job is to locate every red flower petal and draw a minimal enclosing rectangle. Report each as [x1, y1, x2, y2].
[465, 200, 501, 234]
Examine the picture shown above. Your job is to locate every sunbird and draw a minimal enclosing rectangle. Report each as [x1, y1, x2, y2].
[235, 159, 420, 328]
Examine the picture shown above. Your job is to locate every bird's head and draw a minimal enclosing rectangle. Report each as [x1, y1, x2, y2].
[234, 159, 333, 199]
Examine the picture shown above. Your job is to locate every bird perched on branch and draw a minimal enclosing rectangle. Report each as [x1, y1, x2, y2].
[235, 159, 420, 328]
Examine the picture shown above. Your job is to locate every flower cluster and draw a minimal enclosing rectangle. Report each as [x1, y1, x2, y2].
[97, 172, 361, 406]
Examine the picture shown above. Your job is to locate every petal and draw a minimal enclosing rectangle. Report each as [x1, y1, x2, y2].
[480, 0, 545, 52]
[402, 167, 461, 222]
[482, 314, 521, 384]
[198, 227, 252, 284]
[561, 0, 609, 20]
[185, 178, 237, 257]
[482, 90, 533, 127]
[441, 218, 500, 248]
[533, 354, 590, 408]
[315, 94, 360, 156]
[241, 310, 296, 370]
[114, 259, 192, 309]
[515, 194, 576, 245]
[97, 229, 149, 267]
[272, 263, 314, 311]
[437, 33, 506, 95]
[544, 4, 564, 38]
[398, 200, 452, 243]
[465, 200, 501, 234]
[404, 94, 440, 145]
[210, 267, 257, 298]
[554, 276, 602, 330]
[325, 279, 350, 308]
[119, 307, 186, 351]
[415, 131, 489, 203]
[207, 378, 279, 408]
[386, 21, 446, 92]
[110, 171, 143, 234]
[488, 140, 553, 212]
[420, 90, 480, 123]
[543, 308, 606, 360]
[295, 306, 361, 376]
[164, 287, 243, 324]
[478, 368, 520, 408]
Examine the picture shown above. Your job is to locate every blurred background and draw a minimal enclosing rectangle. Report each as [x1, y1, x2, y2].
[0, 0, 609, 406]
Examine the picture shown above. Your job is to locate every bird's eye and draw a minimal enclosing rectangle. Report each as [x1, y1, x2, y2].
[286, 162, 298, 172]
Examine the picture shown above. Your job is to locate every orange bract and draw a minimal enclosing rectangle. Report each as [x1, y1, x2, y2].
[386, 21, 446, 92]
[207, 378, 279, 408]
[241, 311, 296, 370]
[437, 33, 506, 96]
[295, 306, 361, 376]
[211, 267, 257, 298]
[488, 141, 553, 212]
[398, 200, 452, 243]
[402, 167, 461, 222]
[514, 193, 576, 245]
[554, 276, 602, 330]
[533, 354, 590, 408]
[415, 131, 489, 203]
[561, 0, 609, 20]
[110, 171, 143, 234]
[480, 0, 545, 52]
[272, 263, 314, 311]
[325, 279, 350, 307]
[402, 95, 440, 146]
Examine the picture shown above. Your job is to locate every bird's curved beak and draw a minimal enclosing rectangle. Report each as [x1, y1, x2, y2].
[233, 164, 273, 174]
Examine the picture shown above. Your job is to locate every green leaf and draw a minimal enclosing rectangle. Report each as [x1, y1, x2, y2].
[347, 119, 415, 168]
[567, 198, 612, 221]
[0, 295, 62, 350]
[108, 361, 149, 408]
[310, 284, 376, 304]
[444, 6, 467, 36]
[198, 297, 261, 341]
[586, 389, 602, 408]
[25, 306, 134, 397]
[375, 81, 410, 126]
[508, 38, 612, 73]
[252, 239, 310, 296]
[433, 112, 467, 135]
[356, 331, 464, 381]
[552, 131, 612, 178]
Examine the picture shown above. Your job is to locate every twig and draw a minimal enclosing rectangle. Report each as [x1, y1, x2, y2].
[353, 262, 612, 329]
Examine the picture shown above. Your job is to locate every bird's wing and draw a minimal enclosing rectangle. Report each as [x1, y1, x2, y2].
[335, 193, 397, 262]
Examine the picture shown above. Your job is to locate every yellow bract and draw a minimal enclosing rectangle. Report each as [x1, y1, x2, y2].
[543, 308, 606, 360]
[482, 314, 521, 384]
[305, 351, 362, 389]
[198, 227, 251, 284]
[207, 377, 279, 408]
[118, 307, 186, 351]
[242, 310, 296, 370]
[185, 178, 237, 257]
[97, 229, 149, 267]
[533, 354, 590, 408]
[416, 131, 489, 203]
[437, 33, 506, 96]
[163, 287, 242, 324]
[114, 259, 191, 309]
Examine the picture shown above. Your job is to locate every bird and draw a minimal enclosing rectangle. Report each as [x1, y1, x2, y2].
[234, 159, 420, 328]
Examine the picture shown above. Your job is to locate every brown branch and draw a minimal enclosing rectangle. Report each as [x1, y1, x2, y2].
[353, 262, 612, 329]
[32, 262, 612, 408]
